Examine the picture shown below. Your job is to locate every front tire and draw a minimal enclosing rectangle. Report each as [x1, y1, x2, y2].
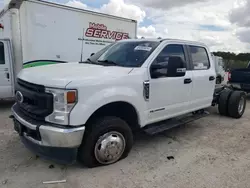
[228, 91, 246, 118]
[78, 117, 133, 168]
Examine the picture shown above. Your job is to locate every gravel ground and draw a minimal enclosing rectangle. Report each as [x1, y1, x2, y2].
[1, 98, 250, 188]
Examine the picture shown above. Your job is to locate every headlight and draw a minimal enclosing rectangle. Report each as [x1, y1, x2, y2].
[45, 88, 77, 125]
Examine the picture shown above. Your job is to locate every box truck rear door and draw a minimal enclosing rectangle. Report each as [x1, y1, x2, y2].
[0, 40, 13, 98]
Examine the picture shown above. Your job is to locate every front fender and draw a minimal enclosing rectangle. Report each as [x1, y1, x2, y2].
[69, 87, 146, 126]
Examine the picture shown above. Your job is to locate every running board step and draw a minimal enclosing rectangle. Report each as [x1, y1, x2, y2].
[143, 111, 209, 135]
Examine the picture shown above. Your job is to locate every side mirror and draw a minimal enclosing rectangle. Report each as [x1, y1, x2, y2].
[150, 56, 186, 78]
[90, 53, 95, 57]
[167, 56, 186, 77]
[151, 62, 168, 78]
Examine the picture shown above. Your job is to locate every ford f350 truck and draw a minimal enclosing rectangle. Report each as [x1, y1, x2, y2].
[0, 0, 137, 99]
[11, 38, 246, 167]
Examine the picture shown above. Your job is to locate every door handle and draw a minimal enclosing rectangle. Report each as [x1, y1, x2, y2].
[5, 72, 9, 79]
[184, 78, 192, 84]
[209, 76, 215, 81]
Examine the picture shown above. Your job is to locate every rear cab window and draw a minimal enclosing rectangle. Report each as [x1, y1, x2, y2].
[189, 45, 210, 70]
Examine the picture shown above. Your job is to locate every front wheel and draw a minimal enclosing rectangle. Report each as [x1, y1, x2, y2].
[78, 117, 133, 168]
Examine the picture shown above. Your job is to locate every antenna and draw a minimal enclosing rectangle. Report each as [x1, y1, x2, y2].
[80, 28, 84, 62]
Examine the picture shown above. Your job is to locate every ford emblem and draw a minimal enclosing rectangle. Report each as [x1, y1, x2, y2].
[16, 91, 24, 103]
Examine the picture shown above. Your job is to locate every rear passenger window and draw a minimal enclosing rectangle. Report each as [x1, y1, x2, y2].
[189, 46, 210, 70]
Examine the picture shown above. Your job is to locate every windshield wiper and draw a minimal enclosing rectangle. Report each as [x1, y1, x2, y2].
[79, 58, 100, 65]
[87, 58, 95, 64]
[98, 60, 119, 66]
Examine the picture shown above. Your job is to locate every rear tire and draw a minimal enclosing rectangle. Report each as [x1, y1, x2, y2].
[78, 117, 133, 168]
[228, 91, 246, 118]
[216, 76, 222, 84]
[218, 89, 232, 116]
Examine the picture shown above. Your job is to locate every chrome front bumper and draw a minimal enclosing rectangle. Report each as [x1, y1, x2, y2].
[11, 106, 85, 148]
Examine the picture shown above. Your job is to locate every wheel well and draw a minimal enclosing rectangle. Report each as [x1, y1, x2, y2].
[86, 102, 140, 130]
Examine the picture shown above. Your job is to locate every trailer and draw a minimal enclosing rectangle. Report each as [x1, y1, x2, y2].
[0, 0, 137, 99]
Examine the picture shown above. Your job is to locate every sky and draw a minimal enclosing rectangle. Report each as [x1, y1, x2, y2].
[1, 0, 250, 53]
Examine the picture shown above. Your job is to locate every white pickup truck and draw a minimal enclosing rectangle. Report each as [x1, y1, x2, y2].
[11, 39, 246, 167]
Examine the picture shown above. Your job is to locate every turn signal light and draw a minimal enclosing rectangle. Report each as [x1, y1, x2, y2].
[67, 91, 77, 104]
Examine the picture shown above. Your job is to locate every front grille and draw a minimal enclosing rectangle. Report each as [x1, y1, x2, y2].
[17, 79, 45, 93]
[15, 79, 53, 121]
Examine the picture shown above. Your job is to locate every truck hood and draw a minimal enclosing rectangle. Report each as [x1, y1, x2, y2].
[18, 62, 133, 88]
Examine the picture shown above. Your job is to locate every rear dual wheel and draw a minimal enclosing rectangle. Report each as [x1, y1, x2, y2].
[218, 90, 246, 118]
[218, 89, 232, 116]
[228, 91, 246, 118]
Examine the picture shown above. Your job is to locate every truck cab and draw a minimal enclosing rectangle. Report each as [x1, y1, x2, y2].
[11, 39, 246, 167]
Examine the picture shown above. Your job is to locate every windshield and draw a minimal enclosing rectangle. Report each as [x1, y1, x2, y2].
[85, 41, 160, 67]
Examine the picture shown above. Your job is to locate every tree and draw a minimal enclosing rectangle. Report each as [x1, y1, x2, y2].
[212, 51, 250, 70]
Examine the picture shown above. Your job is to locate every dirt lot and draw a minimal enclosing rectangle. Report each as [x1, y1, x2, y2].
[1, 99, 250, 188]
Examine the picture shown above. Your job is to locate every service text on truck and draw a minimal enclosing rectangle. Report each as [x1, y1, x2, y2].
[85, 22, 129, 40]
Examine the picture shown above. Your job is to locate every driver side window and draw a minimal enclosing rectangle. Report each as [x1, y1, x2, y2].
[153, 44, 186, 66]
[150, 44, 187, 79]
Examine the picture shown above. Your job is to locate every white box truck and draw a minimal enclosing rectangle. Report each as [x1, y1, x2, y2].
[0, 0, 137, 99]
[211, 54, 225, 84]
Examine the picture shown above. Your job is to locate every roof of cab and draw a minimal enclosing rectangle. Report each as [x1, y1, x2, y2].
[119, 38, 208, 47]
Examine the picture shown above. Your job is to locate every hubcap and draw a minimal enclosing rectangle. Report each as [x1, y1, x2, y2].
[94, 131, 126, 165]
[238, 97, 245, 115]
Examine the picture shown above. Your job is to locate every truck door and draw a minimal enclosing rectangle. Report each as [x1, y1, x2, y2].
[147, 44, 193, 123]
[188, 45, 215, 110]
[0, 40, 13, 98]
